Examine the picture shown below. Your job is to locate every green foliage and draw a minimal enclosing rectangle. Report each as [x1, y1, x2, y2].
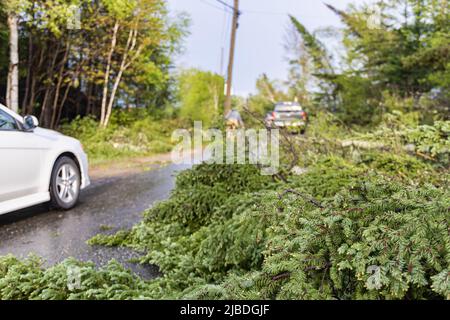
[177, 69, 225, 127]
[289, 15, 332, 73]
[406, 121, 450, 162]
[61, 110, 186, 163]
[333, 74, 381, 125]
[103, 0, 138, 19]
[2, 112, 449, 301]
[0, 255, 155, 300]
[191, 178, 449, 300]
[87, 121, 448, 300]
[0, 0, 188, 128]
[289, 0, 450, 125]
[360, 152, 438, 182]
[88, 163, 275, 296]
[353, 117, 450, 167]
[246, 74, 290, 118]
[288, 156, 367, 199]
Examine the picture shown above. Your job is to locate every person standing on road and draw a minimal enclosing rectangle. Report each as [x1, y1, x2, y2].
[225, 109, 244, 130]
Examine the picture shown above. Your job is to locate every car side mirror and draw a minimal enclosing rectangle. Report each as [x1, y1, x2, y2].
[23, 115, 39, 131]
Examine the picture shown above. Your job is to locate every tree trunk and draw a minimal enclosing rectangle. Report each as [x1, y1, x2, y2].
[6, 13, 19, 112]
[22, 34, 33, 114]
[40, 87, 54, 126]
[100, 21, 119, 126]
[102, 64, 124, 128]
[26, 44, 44, 115]
[55, 83, 71, 127]
[102, 28, 140, 128]
[39, 42, 60, 124]
[50, 44, 70, 129]
[86, 82, 93, 116]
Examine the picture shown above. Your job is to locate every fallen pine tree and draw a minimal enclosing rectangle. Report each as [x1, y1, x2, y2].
[0, 116, 448, 300]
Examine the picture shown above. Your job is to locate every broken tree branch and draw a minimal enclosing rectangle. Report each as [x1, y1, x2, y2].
[279, 189, 325, 209]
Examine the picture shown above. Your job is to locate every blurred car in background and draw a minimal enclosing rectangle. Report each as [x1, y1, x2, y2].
[265, 102, 308, 134]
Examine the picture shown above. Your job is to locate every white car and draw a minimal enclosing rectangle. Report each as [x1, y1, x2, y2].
[0, 103, 90, 215]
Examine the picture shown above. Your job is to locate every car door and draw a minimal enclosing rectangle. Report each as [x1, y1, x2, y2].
[0, 109, 44, 202]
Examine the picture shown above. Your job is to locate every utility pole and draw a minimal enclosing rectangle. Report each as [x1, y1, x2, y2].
[224, 0, 240, 116]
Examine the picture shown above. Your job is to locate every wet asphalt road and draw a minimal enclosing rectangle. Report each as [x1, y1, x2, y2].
[0, 162, 190, 279]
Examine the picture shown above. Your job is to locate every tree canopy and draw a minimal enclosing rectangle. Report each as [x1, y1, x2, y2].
[0, 0, 189, 128]
[288, 0, 449, 125]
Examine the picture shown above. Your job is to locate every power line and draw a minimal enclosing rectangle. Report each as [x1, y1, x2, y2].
[244, 10, 289, 16]
[200, 0, 322, 19]
[214, 0, 237, 12]
[240, 9, 323, 19]
[219, 5, 231, 75]
[213, 1, 298, 17]
[221, 6, 230, 44]
[199, 0, 233, 14]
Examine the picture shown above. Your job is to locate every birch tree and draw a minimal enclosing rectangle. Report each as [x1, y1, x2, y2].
[2, 0, 25, 112]
[0, 0, 187, 127]
[99, 0, 166, 128]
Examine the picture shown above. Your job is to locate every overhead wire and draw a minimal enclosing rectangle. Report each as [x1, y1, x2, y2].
[198, 0, 233, 14]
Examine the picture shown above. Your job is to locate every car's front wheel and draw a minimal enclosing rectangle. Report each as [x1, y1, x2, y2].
[50, 156, 81, 210]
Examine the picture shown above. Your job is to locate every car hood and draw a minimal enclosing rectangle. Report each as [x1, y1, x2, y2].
[34, 127, 64, 137]
[31, 127, 83, 154]
[34, 127, 80, 145]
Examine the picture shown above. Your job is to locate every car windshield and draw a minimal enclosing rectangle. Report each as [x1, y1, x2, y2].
[275, 104, 303, 112]
[0, 109, 18, 130]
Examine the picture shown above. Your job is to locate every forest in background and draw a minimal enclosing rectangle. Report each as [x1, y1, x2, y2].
[0, 0, 227, 162]
[246, 0, 449, 127]
[1, 0, 448, 156]
[0, 0, 189, 128]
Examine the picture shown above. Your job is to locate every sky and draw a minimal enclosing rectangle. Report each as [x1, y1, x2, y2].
[167, 0, 374, 96]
